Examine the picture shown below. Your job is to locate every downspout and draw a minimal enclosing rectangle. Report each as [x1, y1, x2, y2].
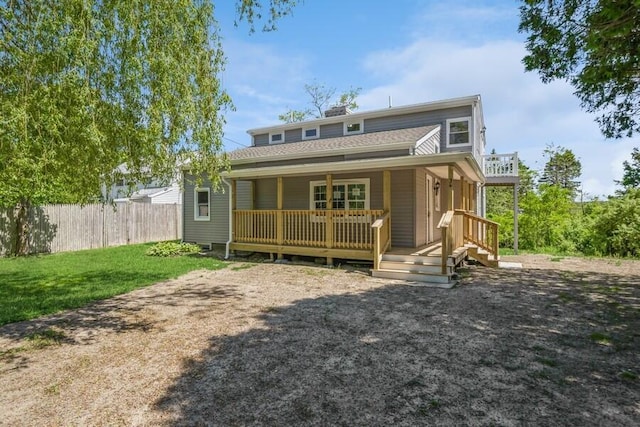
[221, 176, 232, 259]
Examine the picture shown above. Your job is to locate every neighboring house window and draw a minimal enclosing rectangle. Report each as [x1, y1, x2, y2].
[309, 179, 370, 211]
[302, 126, 319, 140]
[194, 188, 210, 221]
[269, 132, 284, 144]
[446, 117, 472, 146]
[343, 119, 364, 135]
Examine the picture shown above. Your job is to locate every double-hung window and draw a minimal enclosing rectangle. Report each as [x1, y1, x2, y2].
[310, 179, 370, 211]
[446, 117, 472, 147]
[194, 188, 210, 221]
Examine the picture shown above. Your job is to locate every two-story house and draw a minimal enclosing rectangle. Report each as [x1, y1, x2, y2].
[182, 95, 519, 286]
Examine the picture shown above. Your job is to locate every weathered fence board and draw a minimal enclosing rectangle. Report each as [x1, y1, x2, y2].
[0, 203, 182, 256]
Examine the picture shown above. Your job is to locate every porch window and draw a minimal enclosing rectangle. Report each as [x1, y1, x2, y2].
[446, 117, 472, 146]
[194, 188, 210, 221]
[309, 179, 370, 210]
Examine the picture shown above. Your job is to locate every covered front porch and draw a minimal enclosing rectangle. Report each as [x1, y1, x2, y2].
[226, 152, 503, 282]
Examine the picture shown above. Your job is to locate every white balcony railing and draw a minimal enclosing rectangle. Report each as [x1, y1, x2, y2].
[482, 153, 518, 177]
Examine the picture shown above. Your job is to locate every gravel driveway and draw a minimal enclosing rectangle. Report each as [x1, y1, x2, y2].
[1, 255, 639, 426]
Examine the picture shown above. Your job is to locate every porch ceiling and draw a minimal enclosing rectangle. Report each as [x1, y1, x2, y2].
[223, 152, 485, 183]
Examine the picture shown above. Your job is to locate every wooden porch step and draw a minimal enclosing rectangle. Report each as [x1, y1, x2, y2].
[465, 245, 500, 268]
[379, 260, 454, 275]
[371, 268, 456, 288]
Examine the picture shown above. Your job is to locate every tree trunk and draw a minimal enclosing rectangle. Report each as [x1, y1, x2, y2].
[13, 199, 30, 256]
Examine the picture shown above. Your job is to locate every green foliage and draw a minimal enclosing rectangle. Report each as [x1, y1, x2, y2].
[539, 144, 582, 197]
[145, 241, 202, 257]
[617, 147, 640, 191]
[0, 0, 235, 209]
[519, 184, 574, 250]
[586, 190, 640, 257]
[0, 243, 225, 325]
[519, 0, 640, 138]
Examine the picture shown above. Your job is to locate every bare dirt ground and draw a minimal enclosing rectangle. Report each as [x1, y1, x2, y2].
[1, 254, 639, 426]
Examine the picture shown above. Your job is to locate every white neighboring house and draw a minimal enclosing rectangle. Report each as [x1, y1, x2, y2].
[105, 164, 182, 204]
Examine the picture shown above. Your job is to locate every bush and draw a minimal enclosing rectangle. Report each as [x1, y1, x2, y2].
[146, 241, 202, 257]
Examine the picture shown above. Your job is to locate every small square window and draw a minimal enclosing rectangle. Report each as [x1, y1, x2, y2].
[302, 127, 319, 140]
[270, 132, 284, 144]
[344, 120, 364, 135]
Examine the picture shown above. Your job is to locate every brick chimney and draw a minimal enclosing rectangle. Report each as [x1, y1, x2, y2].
[324, 105, 351, 117]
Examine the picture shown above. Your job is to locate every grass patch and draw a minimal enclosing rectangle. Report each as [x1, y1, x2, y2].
[619, 370, 638, 381]
[589, 332, 613, 346]
[537, 357, 558, 367]
[230, 263, 256, 271]
[0, 243, 225, 326]
[25, 329, 67, 349]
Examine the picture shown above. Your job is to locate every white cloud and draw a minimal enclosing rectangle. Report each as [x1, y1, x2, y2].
[358, 37, 636, 197]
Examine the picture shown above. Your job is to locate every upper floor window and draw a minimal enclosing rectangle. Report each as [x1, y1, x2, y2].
[194, 188, 210, 221]
[302, 126, 319, 140]
[309, 179, 370, 211]
[446, 117, 472, 147]
[269, 132, 284, 144]
[344, 119, 364, 135]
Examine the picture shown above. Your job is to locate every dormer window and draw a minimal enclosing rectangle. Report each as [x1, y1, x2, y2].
[302, 126, 319, 140]
[344, 119, 363, 135]
[269, 132, 284, 144]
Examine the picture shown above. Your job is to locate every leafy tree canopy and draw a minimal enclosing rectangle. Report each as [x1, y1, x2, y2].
[539, 144, 582, 196]
[617, 147, 640, 191]
[279, 82, 362, 123]
[519, 0, 640, 138]
[0, 0, 297, 209]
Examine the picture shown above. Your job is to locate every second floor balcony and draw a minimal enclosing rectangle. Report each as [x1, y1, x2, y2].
[482, 153, 519, 185]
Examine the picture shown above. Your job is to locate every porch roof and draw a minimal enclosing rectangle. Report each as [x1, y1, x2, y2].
[228, 125, 439, 164]
[223, 151, 486, 183]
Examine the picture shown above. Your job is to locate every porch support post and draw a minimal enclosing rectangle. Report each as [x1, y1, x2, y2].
[460, 176, 466, 211]
[231, 179, 237, 246]
[513, 183, 519, 255]
[326, 174, 333, 266]
[448, 165, 454, 211]
[383, 170, 391, 249]
[276, 176, 283, 259]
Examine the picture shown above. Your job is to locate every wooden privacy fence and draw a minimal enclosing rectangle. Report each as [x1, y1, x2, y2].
[0, 203, 182, 256]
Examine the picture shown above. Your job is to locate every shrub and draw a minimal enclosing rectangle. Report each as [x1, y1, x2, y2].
[146, 241, 202, 257]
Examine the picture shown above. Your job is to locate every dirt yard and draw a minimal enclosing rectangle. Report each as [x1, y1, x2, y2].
[1, 254, 639, 426]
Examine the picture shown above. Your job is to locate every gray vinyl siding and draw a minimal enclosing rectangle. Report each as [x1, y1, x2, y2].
[390, 169, 415, 247]
[365, 106, 471, 133]
[253, 133, 269, 146]
[182, 173, 230, 246]
[415, 131, 440, 155]
[236, 180, 253, 209]
[285, 128, 302, 144]
[255, 178, 277, 209]
[320, 122, 343, 139]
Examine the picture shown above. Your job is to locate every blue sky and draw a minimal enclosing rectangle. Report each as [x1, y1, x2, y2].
[213, 0, 638, 198]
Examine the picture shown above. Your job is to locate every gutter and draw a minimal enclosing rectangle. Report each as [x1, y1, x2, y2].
[221, 175, 233, 260]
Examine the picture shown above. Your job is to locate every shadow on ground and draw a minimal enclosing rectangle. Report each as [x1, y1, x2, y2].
[154, 266, 640, 426]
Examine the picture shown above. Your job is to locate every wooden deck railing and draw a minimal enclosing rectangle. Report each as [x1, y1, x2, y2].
[234, 209, 385, 250]
[371, 212, 391, 270]
[438, 210, 499, 273]
[459, 210, 499, 256]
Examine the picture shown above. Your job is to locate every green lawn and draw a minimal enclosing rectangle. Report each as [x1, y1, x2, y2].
[0, 243, 226, 326]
